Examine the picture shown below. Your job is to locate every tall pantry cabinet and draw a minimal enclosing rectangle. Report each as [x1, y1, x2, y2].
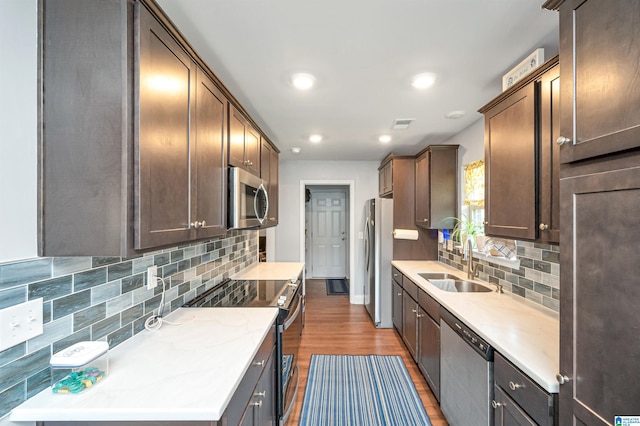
[543, 1, 640, 424]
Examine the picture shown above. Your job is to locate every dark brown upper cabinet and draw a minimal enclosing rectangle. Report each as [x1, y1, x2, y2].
[136, 8, 228, 249]
[229, 105, 261, 176]
[544, 0, 640, 164]
[378, 156, 393, 197]
[414, 145, 459, 230]
[479, 57, 559, 242]
[260, 137, 279, 227]
[38, 0, 267, 256]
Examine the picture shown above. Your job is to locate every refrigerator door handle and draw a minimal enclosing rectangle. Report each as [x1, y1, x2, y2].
[364, 218, 370, 272]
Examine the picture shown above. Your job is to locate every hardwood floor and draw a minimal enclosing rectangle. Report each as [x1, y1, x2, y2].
[286, 278, 448, 425]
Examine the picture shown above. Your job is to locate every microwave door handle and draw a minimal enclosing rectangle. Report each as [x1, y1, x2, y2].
[255, 183, 268, 224]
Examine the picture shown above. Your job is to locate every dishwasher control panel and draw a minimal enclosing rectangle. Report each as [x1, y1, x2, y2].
[441, 308, 493, 360]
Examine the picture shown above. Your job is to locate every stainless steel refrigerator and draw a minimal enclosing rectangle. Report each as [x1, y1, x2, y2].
[364, 198, 393, 328]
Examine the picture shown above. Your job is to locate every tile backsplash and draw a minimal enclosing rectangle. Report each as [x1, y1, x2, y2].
[0, 230, 258, 418]
[438, 240, 560, 312]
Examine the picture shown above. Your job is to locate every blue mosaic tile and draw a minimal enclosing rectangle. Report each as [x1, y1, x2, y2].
[28, 275, 73, 302]
[121, 304, 144, 326]
[0, 258, 52, 290]
[0, 381, 25, 418]
[122, 273, 144, 294]
[74, 267, 107, 291]
[108, 261, 133, 282]
[0, 343, 26, 369]
[52, 290, 91, 320]
[0, 346, 50, 393]
[27, 367, 50, 398]
[108, 324, 132, 348]
[91, 314, 121, 340]
[52, 257, 92, 277]
[52, 328, 91, 354]
[92, 257, 121, 268]
[0, 286, 26, 309]
[73, 303, 107, 331]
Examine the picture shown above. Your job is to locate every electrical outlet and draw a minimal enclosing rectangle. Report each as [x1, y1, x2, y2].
[0, 298, 44, 351]
[147, 265, 158, 290]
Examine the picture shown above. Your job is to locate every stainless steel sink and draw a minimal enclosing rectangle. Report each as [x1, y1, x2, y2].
[419, 273, 492, 293]
[418, 272, 463, 281]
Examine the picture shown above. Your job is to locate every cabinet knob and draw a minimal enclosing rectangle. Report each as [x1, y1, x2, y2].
[556, 136, 572, 146]
[201, 220, 206, 227]
[251, 401, 263, 407]
[423, 218, 429, 222]
[482, 221, 488, 225]
[253, 360, 265, 367]
[254, 391, 266, 397]
[190, 221, 202, 229]
[556, 373, 571, 385]
[508, 381, 523, 391]
[411, 309, 417, 313]
[491, 400, 503, 409]
[397, 293, 402, 296]
[539, 223, 549, 230]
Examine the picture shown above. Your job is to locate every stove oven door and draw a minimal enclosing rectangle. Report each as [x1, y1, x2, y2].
[279, 289, 302, 423]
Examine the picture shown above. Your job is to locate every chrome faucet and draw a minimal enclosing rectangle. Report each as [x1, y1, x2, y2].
[465, 238, 479, 280]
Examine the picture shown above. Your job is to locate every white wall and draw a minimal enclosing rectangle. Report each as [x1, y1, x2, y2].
[275, 160, 378, 301]
[0, 0, 38, 263]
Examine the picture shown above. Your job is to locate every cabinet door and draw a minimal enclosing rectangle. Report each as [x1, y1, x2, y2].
[558, 0, 640, 163]
[418, 309, 440, 402]
[414, 151, 430, 227]
[193, 68, 227, 238]
[269, 148, 279, 224]
[392, 281, 403, 333]
[245, 124, 261, 176]
[402, 292, 418, 361]
[559, 162, 640, 426]
[538, 65, 560, 243]
[136, 4, 194, 249]
[429, 147, 458, 229]
[229, 106, 247, 168]
[484, 83, 536, 240]
[493, 386, 537, 426]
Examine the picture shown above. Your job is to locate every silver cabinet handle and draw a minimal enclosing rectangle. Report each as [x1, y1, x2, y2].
[190, 221, 202, 229]
[423, 218, 429, 222]
[251, 401, 263, 407]
[201, 220, 206, 227]
[557, 136, 572, 146]
[254, 391, 266, 397]
[253, 360, 265, 367]
[539, 223, 549, 230]
[556, 373, 571, 385]
[397, 293, 402, 296]
[482, 220, 489, 225]
[491, 400, 503, 409]
[508, 381, 523, 391]
[411, 309, 417, 313]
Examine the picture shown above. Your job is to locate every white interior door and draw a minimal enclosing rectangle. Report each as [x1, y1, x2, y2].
[310, 190, 347, 278]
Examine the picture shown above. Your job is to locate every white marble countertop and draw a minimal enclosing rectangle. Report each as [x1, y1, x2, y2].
[392, 260, 559, 393]
[11, 307, 279, 423]
[231, 261, 304, 281]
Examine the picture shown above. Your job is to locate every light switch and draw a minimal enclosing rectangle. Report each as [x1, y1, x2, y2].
[0, 298, 44, 351]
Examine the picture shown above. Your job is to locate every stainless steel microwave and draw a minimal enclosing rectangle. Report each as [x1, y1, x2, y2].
[228, 167, 269, 229]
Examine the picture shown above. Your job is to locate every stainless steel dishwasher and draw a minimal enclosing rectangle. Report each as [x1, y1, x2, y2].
[440, 308, 494, 426]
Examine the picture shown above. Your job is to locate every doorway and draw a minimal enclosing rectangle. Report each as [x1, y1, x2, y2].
[302, 183, 353, 283]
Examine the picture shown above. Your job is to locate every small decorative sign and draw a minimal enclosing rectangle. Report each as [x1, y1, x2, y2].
[502, 48, 544, 91]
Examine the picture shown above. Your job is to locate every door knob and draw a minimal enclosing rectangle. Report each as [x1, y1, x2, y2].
[556, 373, 571, 385]
[539, 223, 549, 230]
[556, 136, 572, 146]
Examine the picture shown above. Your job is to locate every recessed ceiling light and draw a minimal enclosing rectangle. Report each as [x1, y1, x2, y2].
[291, 147, 301, 154]
[411, 72, 437, 90]
[309, 134, 323, 143]
[379, 135, 392, 143]
[445, 110, 465, 119]
[291, 73, 316, 90]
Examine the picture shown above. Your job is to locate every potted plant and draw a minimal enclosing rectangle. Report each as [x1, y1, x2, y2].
[447, 215, 483, 249]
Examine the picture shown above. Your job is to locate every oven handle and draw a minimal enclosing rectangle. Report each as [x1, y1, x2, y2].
[283, 294, 302, 331]
[281, 364, 300, 424]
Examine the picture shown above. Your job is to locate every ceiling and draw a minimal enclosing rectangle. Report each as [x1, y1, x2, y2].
[156, 0, 559, 162]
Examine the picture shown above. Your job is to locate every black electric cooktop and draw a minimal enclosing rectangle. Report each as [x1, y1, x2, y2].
[185, 278, 298, 309]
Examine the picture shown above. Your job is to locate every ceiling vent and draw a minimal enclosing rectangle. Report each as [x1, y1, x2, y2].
[392, 118, 415, 130]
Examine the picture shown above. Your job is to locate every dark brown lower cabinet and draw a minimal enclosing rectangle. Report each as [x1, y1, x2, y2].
[401, 291, 418, 361]
[392, 281, 403, 333]
[493, 386, 537, 426]
[559, 156, 640, 426]
[417, 307, 440, 402]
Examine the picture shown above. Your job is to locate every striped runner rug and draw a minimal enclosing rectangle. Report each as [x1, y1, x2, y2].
[299, 354, 432, 425]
